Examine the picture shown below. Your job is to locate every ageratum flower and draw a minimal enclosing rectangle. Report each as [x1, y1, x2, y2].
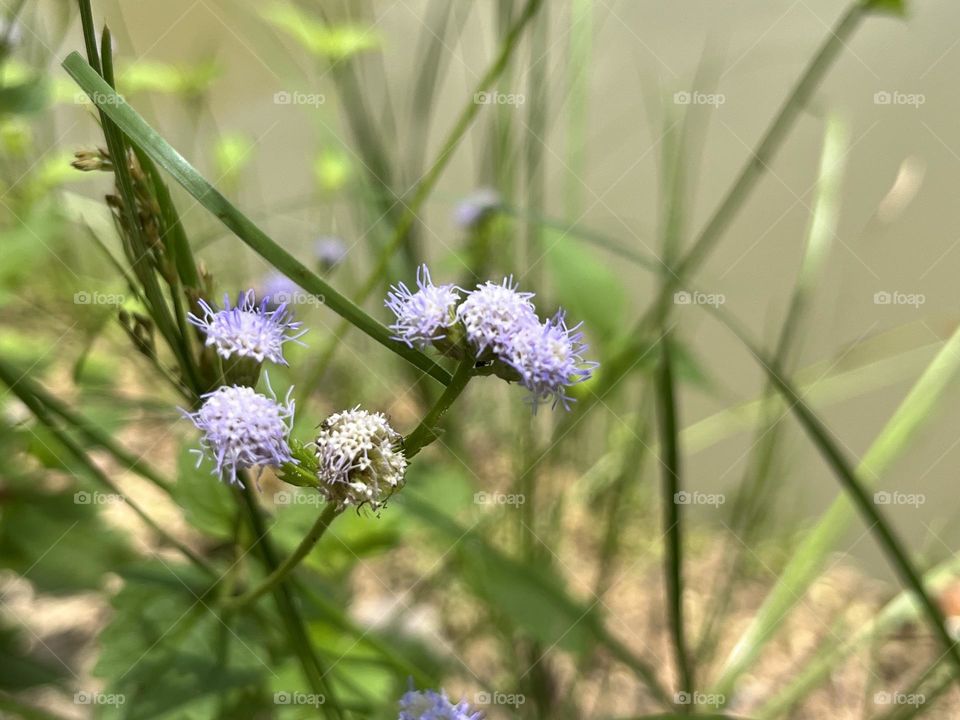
[313, 235, 348, 270]
[505, 310, 597, 411]
[453, 187, 501, 230]
[399, 687, 483, 720]
[385, 264, 461, 349]
[189, 289, 306, 366]
[185, 384, 295, 486]
[314, 407, 407, 512]
[456, 276, 537, 357]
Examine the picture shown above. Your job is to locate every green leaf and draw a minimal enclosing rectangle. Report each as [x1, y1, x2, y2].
[546, 233, 626, 345]
[172, 444, 236, 540]
[118, 60, 219, 96]
[0, 483, 134, 594]
[0, 623, 68, 691]
[863, 0, 907, 16]
[262, 4, 381, 59]
[0, 78, 49, 114]
[61, 52, 452, 387]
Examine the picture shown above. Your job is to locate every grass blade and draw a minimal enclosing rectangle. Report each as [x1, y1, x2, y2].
[708, 310, 960, 700]
[655, 332, 694, 709]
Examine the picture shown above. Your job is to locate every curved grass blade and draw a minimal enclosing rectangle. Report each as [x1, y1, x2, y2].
[60, 52, 452, 387]
[707, 309, 960, 699]
[756, 555, 960, 718]
[712, 318, 960, 699]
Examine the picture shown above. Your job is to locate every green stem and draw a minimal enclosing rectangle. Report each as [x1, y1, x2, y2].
[237, 484, 343, 720]
[403, 357, 474, 458]
[655, 333, 694, 710]
[225, 503, 341, 611]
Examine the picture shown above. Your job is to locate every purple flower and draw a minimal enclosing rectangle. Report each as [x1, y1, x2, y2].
[386, 264, 461, 349]
[189, 289, 306, 366]
[259, 272, 302, 303]
[398, 687, 483, 720]
[185, 384, 295, 486]
[504, 310, 597, 411]
[313, 235, 348, 269]
[453, 188, 501, 230]
[456, 276, 537, 357]
[314, 407, 407, 511]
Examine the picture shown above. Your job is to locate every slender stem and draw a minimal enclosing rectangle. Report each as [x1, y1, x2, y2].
[225, 503, 341, 611]
[655, 333, 694, 710]
[237, 484, 343, 720]
[403, 357, 474, 458]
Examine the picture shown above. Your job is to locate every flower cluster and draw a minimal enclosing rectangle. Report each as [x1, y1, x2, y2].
[184, 384, 295, 486]
[314, 407, 407, 511]
[398, 687, 482, 720]
[189, 289, 306, 366]
[385, 264, 597, 410]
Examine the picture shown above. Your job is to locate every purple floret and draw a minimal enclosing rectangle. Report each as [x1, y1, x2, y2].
[385, 264, 461, 349]
[504, 310, 597, 411]
[184, 384, 295, 486]
[398, 686, 483, 720]
[189, 289, 306, 366]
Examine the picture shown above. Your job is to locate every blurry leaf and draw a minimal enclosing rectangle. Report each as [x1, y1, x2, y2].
[314, 149, 351, 191]
[172, 444, 236, 540]
[401, 495, 596, 653]
[214, 133, 255, 181]
[0, 623, 68, 691]
[546, 233, 627, 345]
[118, 60, 219, 96]
[0, 484, 134, 594]
[96, 562, 268, 719]
[0, 78, 48, 115]
[262, 4, 381, 60]
[863, 0, 907, 16]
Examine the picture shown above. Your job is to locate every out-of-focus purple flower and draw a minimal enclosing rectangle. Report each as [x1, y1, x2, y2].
[313, 235, 348, 269]
[185, 384, 295, 486]
[259, 271, 302, 304]
[398, 686, 483, 720]
[504, 310, 597, 411]
[453, 188, 501, 230]
[385, 264, 461, 349]
[456, 276, 537, 357]
[189, 289, 306, 366]
[314, 407, 407, 512]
